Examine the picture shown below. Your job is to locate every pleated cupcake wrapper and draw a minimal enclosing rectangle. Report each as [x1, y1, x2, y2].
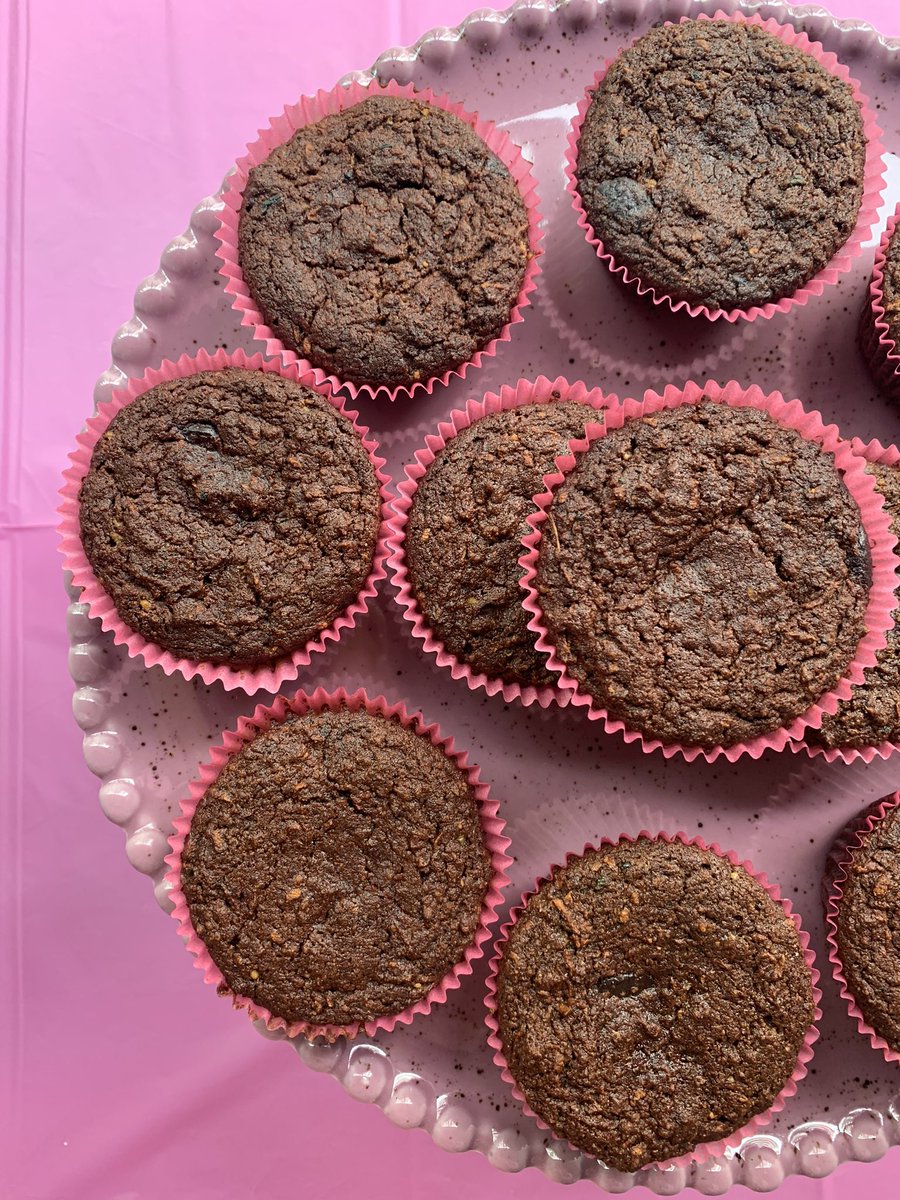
[484, 831, 822, 1173]
[215, 78, 543, 403]
[860, 205, 900, 401]
[58, 347, 392, 695]
[792, 436, 900, 764]
[824, 790, 900, 1064]
[564, 9, 886, 324]
[387, 375, 618, 708]
[820, 794, 892, 910]
[519, 378, 900, 763]
[165, 686, 512, 1043]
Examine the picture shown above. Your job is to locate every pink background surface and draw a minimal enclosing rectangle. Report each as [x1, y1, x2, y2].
[3, 0, 899, 1196]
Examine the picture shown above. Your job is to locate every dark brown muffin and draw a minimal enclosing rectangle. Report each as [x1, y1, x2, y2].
[180, 706, 493, 1028]
[880, 222, 900, 348]
[832, 800, 900, 1052]
[807, 461, 900, 749]
[406, 401, 593, 689]
[576, 19, 866, 310]
[238, 94, 530, 389]
[79, 368, 381, 666]
[494, 838, 815, 1171]
[535, 400, 871, 748]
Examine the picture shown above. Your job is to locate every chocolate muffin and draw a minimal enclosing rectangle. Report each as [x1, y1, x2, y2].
[535, 400, 871, 748]
[807, 460, 900, 749]
[180, 705, 493, 1028]
[576, 19, 867, 310]
[879, 221, 900, 349]
[406, 400, 593, 689]
[238, 94, 531, 389]
[831, 801, 900, 1052]
[79, 368, 382, 666]
[493, 839, 815, 1171]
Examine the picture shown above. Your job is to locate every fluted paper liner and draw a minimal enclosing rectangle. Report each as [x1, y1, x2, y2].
[165, 686, 512, 1042]
[565, 10, 886, 324]
[58, 348, 392, 695]
[860, 205, 900, 400]
[484, 831, 821, 1172]
[793, 436, 900, 763]
[215, 78, 542, 402]
[519, 379, 899, 763]
[825, 791, 900, 1063]
[387, 375, 617, 707]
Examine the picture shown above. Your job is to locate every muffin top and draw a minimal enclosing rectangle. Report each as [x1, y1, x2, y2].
[576, 19, 866, 310]
[880, 223, 900, 346]
[238, 94, 530, 389]
[406, 401, 593, 689]
[535, 400, 871, 748]
[494, 839, 814, 1171]
[79, 368, 381, 666]
[834, 801, 900, 1051]
[808, 461, 900, 749]
[180, 706, 493, 1028]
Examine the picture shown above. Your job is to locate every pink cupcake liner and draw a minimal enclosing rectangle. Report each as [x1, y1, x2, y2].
[484, 831, 822, 1172]
[824, 790, 900, 1064]
[860, 205, 900, 401]
[215, 78, 543, 403]
[793, 436, 900, 764]
[821, 794, 890, 910]
[387, 375, 618, 708]
[564, 9, 885, 324]
[165, 686, 512, 1043]
[519, 378, 900, 763]
[58, 347, 392, 695]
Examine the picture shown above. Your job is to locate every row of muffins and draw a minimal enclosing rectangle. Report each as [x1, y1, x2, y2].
[217, 13, 892, 399]
[163, 678, 900, 1172]
[62, 360, 900, 760]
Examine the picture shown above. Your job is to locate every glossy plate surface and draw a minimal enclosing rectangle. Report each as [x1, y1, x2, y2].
[67, 0, 900, 1190]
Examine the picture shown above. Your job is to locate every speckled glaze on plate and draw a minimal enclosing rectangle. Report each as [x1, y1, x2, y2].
[66, 0, 900, 1191]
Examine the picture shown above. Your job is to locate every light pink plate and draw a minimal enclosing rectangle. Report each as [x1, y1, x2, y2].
[66, 0, 900, 1191]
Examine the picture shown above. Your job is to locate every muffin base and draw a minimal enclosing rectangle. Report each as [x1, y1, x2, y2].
[215, 78, 542, 402]
[165, 686, 511, 1042]
[485, 831, 821, 1171]
[520, 378, 900, 762]
[565, 10, 885, 323]
[59, 347, 392, 694]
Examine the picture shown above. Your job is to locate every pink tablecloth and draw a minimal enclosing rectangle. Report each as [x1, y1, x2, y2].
[3, 1, 899, 1196]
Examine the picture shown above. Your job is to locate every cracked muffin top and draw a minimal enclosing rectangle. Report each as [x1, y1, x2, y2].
[576, 19, 867, 310]
[406, 400, 594, 690]
[238, 94, 531, 389]
[832, 800, 900, 1053]
[78, 368, 381, 666]
[534, 400, 871, 748]
[180, 706, 493, 1028]
[807, 460, 900, 750]
[494, 838, 815, 1171]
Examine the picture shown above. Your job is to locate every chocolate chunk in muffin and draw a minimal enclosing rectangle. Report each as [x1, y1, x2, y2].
[535, 400, 871, 748]
[576, 19, 867, 310]
[494, 838, 815, 1170]
[808, 460, 900, 749]
[238, 94, 531, 389]
[79, 368, 382, 666]
[832, 799, 900, 1052]
[181, 705, 493, 1028]
[406, 400, 593, 689]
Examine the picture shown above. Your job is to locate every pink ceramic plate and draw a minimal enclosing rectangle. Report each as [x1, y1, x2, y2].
[66, 0, 900, 1191]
